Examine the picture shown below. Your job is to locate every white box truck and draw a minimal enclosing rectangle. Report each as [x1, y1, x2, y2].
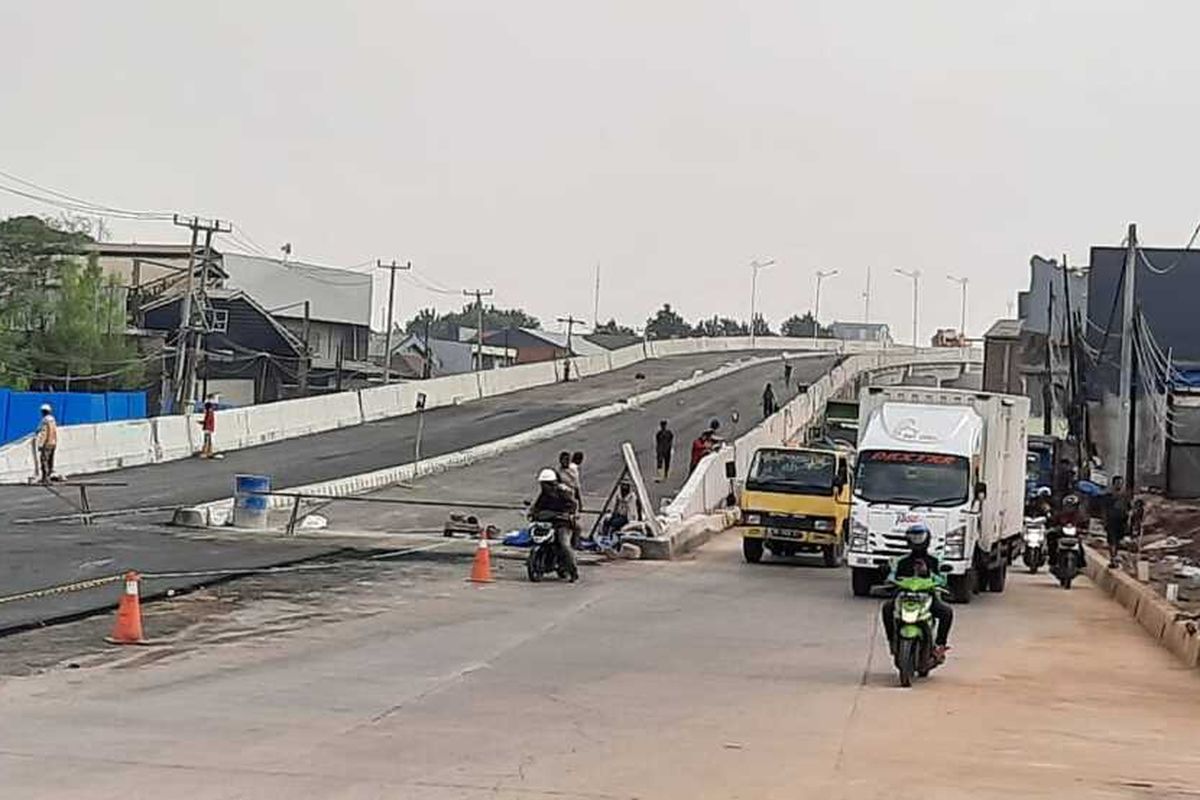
[847, 386, 1029, 603]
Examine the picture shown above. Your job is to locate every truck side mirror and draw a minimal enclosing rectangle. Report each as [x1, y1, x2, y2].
[975, 481, 988, 500]
[939, 563, 954, 575]
[724, 461, 737, 479]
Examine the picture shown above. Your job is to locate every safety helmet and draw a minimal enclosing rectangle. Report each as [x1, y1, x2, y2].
[904, 523, 931, 550]
[1036, 486, 1051, 498]
[537, 468, 558, 483]
[1063, 494, 1080, 508]
[40, 404, 52, 413]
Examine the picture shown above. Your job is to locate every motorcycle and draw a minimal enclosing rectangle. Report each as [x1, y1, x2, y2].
[1052, 523, 1081, 589]
[890, 566, 951, 688]
[1022, 517, 1047, 574]
[526, 520, 579, 583]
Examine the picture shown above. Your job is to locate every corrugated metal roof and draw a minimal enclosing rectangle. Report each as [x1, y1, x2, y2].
[221, 253, 372, 328]
[984, 319, 1023, 339]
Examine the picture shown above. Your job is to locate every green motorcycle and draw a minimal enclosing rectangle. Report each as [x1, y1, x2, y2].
[891, 574, 947, 688]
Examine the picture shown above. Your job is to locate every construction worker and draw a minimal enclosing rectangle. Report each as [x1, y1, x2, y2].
[35, 403, 58, 484]
[654, 420, 674, 481]
[200, 398, 217, 458]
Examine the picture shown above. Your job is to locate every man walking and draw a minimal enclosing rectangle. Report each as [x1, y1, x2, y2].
[783, 359, 793, 391]
[762, 382, 777, 420]
[35, 403, 58, 484]
[654, 420, 674, 482]
[1104, 476, 1131, 568]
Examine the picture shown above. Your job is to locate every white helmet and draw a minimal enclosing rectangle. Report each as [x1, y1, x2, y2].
[40, 404, 52, 413]
[537, 468, 558, 483]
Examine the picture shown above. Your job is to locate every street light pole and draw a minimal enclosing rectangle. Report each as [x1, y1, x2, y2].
[749, 258, 775, 348]
[813, 269, 839, 339]
[894, 268, 922, 349]
[947, 274, 968, 339]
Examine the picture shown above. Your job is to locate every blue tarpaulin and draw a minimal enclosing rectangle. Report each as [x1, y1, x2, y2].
[0, 389, 149, 445]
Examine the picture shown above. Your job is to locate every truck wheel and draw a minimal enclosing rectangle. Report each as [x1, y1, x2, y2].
[947, 572, 974, 604]
[742, 538, 764, 564]
[822, 544, 843, 568]
[851, 567, 874, 597]
[986, 560, 1008, 593]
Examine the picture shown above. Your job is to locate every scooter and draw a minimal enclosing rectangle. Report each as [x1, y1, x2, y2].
[1052, 523, 1081, 589]
[891, 565, 952, 688]
[1022, 517, 1047, 574]
[526, 521, 579, 583]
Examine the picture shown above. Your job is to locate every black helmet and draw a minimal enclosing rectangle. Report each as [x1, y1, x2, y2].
[904, 524, 931, 551]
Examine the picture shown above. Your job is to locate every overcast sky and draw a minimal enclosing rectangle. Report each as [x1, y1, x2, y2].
[3, 1, 1199, 340]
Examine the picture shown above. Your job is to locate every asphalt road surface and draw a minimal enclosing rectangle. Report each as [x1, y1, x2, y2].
[1, 534, 1195, 798]
[0, 351, 825, 632]
[318, 355, 835, 537]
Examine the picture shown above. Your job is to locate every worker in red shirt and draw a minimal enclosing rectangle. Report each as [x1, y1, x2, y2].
[200, 398, 217, 459]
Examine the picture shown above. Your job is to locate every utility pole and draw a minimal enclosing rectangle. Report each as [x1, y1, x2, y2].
[171, 215, 230, 412]
[947, 275, 968, 338]
[894, 268, 921, 349]
[593, 262, 601, 329]
[1119, 223, 1138, 480]
[813, 269, 839, 340]
[749, 258, 775, 348]
[1062, 254, 1080, 440]
[1043, 283, 1054, 436]
[463, 288, 494, 370]
[1126, 306, 1140, 490]
[378, 259, 411, 384]
[557, 315, 586, 382]
[298, 300, 311, 396]
[863, 266, 872, 323]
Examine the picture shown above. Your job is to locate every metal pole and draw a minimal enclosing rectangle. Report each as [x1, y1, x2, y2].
[381, 260, 397, 384]
[863, 266, 871, 323]
[299, 299, 310, 396]
[749, 258, 774, 348]
[895, 269, 921, 349]
[1119, 223, 1138, 474]
[172, 221, 200, 408]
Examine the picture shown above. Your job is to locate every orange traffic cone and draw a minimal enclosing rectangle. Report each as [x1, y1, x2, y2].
[468, 535, 494, 584]
[107, 571, 146, 645]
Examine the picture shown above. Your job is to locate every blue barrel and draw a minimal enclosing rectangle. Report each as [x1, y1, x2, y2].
[233, 474, 271, 529]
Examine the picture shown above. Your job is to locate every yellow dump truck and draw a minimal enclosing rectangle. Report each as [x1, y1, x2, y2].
[736, 446, 852, 567]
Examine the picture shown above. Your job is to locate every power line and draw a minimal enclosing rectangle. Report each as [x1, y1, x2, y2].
[0, 171, 172, 221]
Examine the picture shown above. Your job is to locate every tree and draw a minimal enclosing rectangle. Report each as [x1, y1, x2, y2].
[645, 304, 692, 340]
[403, 302, 540, 340]
[695, 316, 748, 337]
[0, 215, 142, 390]
[750, 314, 774, 337]
[780, 312, 829, 338]
[594, 318, 637, 336]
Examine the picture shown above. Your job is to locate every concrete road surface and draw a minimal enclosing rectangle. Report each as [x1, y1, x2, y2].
[1, 534, 1196, 798]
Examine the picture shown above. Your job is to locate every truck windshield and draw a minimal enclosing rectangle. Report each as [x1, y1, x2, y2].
[854, 450, 970, 507]
[746, 449, 836, 495]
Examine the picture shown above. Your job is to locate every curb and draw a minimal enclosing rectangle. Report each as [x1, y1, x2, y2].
[1082, 545, 1200, 669]
[630, 509, 738, 560]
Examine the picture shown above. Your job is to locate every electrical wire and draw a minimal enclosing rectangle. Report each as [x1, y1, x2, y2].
[0, 171, 172, 221]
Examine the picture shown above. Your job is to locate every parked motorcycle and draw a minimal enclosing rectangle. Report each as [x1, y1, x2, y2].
[1052, 523, 1081, 589]
[1022, 517, 1047, 574]
[526, 521, 579, 583]
[890, 568, 950, 687]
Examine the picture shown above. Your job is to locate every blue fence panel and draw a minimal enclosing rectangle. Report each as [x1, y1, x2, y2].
[60, 393, 106, 426]
[126, 392, 148, 419]
[6, 392, 52, 442]
[105, 392, 130, 421]
[0, 389, 148, 445]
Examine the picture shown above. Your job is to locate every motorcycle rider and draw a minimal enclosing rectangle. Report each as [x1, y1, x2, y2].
[1048, 493, 1088, 567]
[1025, 485, 1054, 519]
[529, 467, 579, 581]
[881, 524, 954, 662]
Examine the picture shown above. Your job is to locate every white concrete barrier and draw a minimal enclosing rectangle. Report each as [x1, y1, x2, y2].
[0, 337, 976, 483]
[0, 435, 36, 483]
[51, 419, 157, 476]
[153, 414, 199, 462]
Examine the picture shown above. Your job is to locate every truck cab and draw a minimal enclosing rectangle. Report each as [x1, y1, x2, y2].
[737, 446, 852, 567]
